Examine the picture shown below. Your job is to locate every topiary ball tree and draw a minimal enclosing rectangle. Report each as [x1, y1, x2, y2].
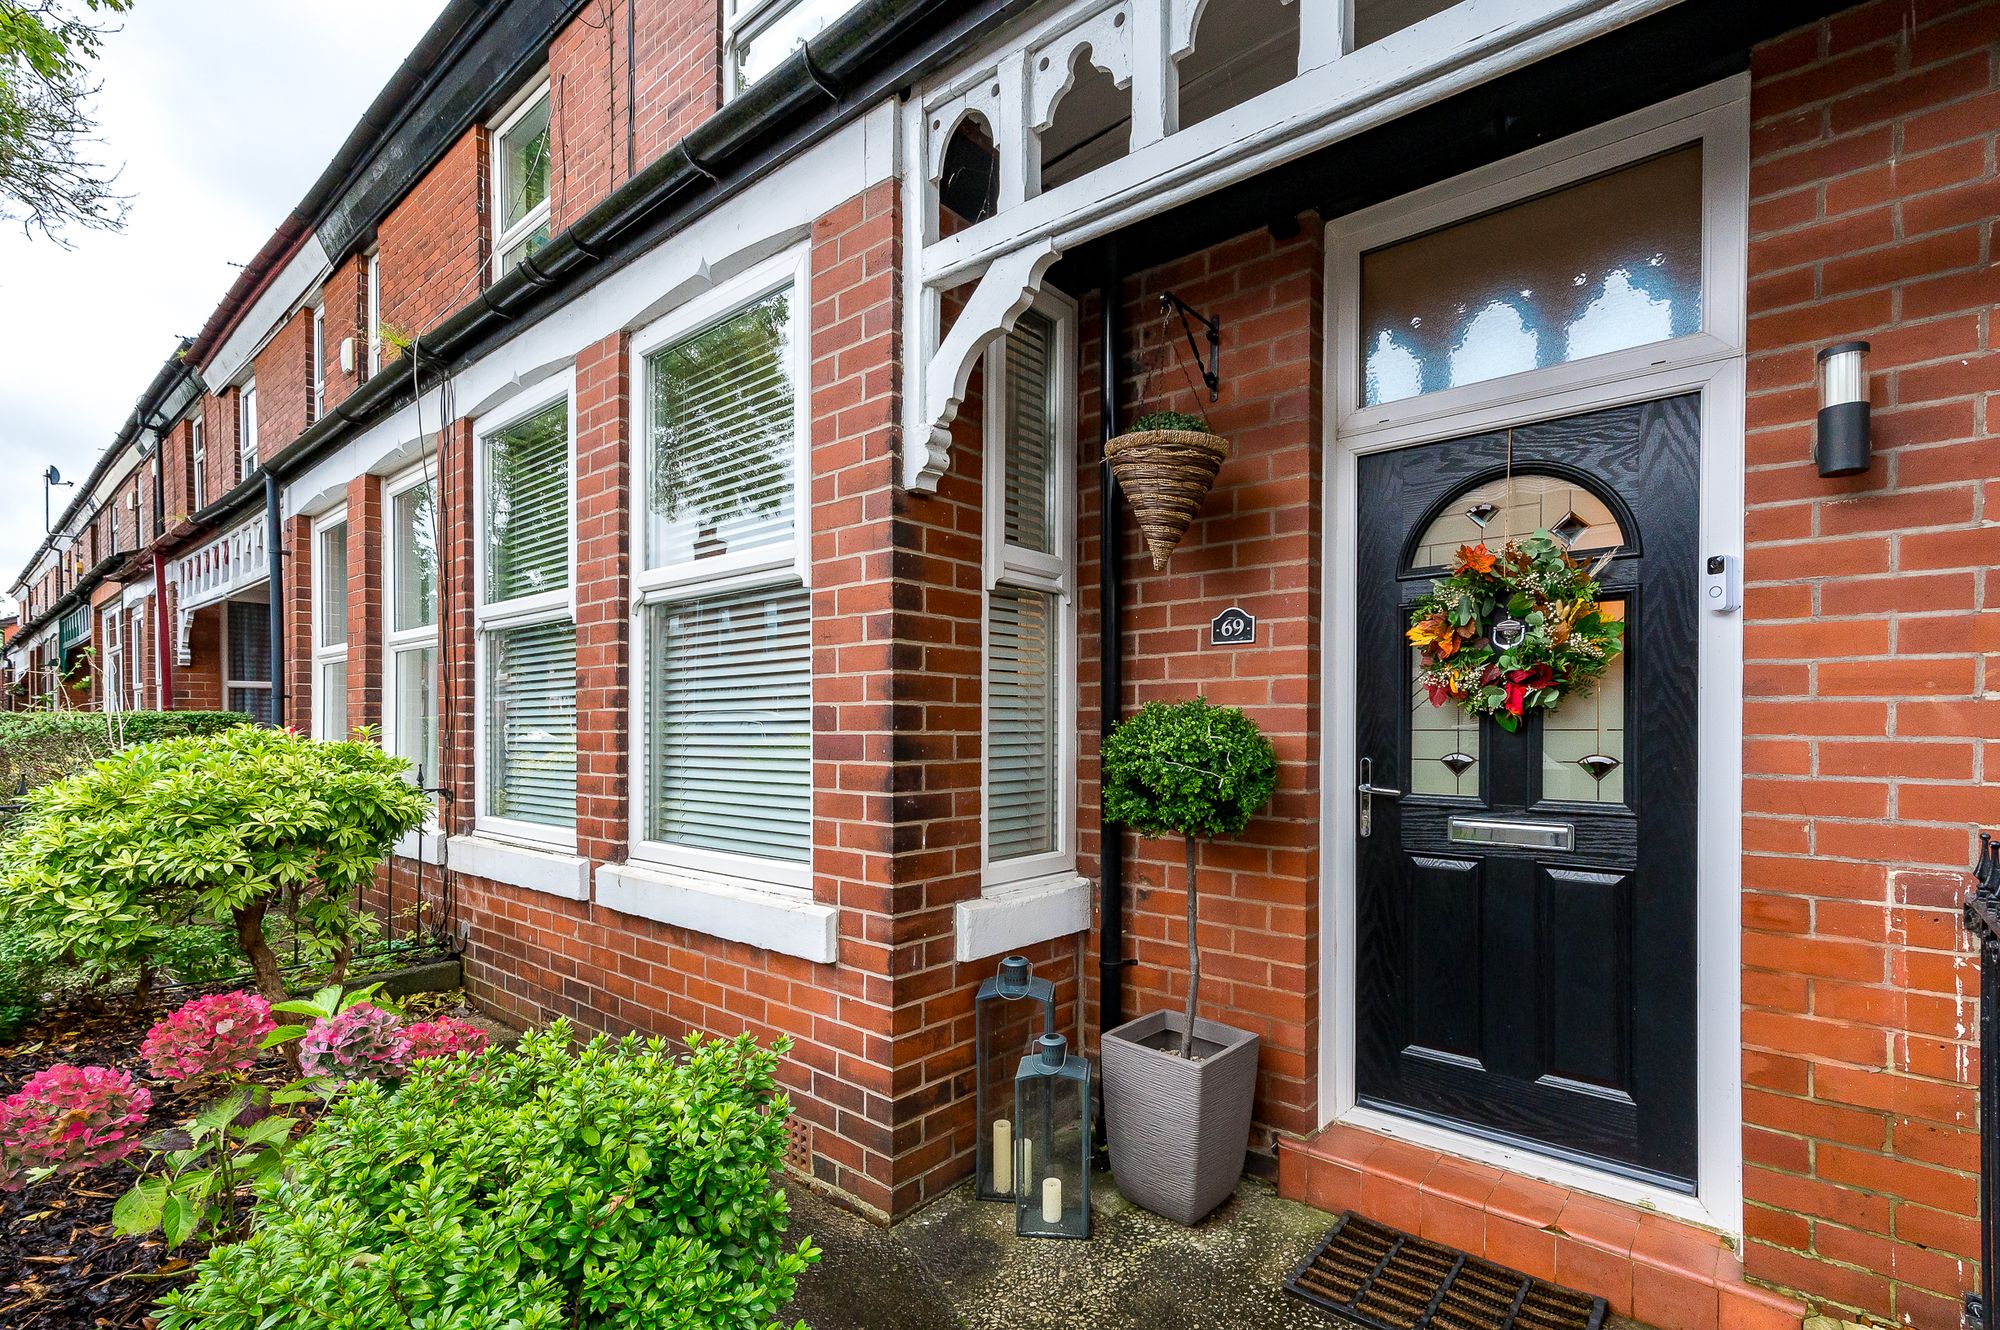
[0, 726, 429, 1001]
[1101, 697, 1277, 1056]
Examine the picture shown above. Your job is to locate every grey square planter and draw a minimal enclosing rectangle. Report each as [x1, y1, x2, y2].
[1100, 1009, 1260, 1226]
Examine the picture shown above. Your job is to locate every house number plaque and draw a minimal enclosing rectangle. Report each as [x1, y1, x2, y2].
[1210, 606, 1256, 646]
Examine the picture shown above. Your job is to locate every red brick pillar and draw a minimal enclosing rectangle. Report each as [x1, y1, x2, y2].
[439, 418, 478, 835]
[575, 331, 631, 867]
[345, 474, 384, 733]
[283, 514, 313, 733]
[1741, 5, 1997, 1326]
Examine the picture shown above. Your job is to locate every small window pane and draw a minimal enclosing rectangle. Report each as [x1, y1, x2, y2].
[733, 0, 863, 92]
[502, 222, 551, 273]
[318, 522, 348, 647]
[1410, 474, 1623, 571]
[486, 620, 576, 828]
[228, 687, 274, 726]
[1542, 601, 1626, 805]
[1361, 147, 1703, 406]
[1410, 646, 1479, 798]
[485, 401, 569, 603]
[988, 586, 1058, 861]
[646, 584, 812, 863]
[319, 659, 349, 741]
[393, 482, 438, 631]
[228, 602, 271, 682]
[645, 291, 795, 569]
[393, 645, 440, 785]
[1002, 310, 1056, 555]
[499, 92, 551, 232]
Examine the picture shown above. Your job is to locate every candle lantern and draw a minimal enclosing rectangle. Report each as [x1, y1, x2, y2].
[1013, 1032, 1093, 1240]
[975, 955, 1057, 1201]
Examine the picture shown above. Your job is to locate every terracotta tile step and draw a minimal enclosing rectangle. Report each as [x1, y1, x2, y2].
[1278, 1124, 1806, 1330]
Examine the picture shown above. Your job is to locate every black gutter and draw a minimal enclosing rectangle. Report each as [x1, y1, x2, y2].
[1098, 242, 1127, 1039]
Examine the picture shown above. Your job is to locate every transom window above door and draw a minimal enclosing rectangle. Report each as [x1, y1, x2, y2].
[1360, 146, 1704, 407]
[1408, 473, 1624, 571]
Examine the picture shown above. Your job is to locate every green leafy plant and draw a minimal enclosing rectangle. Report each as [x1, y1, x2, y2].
[1130, 409, 1212, 434]
[0, 727, 429, 1000]
[1102, 698, 1278, 1056]
[0, 924, 58, 1040]
[113, 1082, 307, 1248]
[155, 1023, 820, 1330]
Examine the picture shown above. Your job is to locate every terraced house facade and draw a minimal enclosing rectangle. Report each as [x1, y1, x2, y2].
[9, 0, 1998, 1324]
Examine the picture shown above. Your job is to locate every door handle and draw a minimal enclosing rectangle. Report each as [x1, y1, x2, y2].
[1358, 759, 1402, 838]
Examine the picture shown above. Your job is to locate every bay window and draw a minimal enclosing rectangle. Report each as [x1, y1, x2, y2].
[630, 252, 812, 891]
[983, 297, 1077, 891]
[384, 466, 441, 786]
[476, 388, 575, 845]
[312, 514, 349, 741]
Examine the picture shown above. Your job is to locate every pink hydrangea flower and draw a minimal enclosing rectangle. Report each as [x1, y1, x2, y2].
[298, 1003, 409, 1080]
[402, 1016, 490, 1064]
[0, 1064, 152, 1191]
[140, 991, 276, 1084]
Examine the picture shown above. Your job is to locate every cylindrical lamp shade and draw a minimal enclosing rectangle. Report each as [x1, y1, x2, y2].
[1815, 341, 1871, 477]
[1013, 1033, 1092, 1240]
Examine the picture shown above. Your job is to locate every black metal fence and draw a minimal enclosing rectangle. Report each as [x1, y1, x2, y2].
[1962, 833, 2000, 1330]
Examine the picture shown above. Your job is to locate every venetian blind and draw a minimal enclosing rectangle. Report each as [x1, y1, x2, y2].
[486, 619, 576, 828]
[484, 401, 569, 603]
[646, 291, 795, 569]
[987, 586, 1057, 861]
[1003, 310, 1055, 554]
[646, 583, 811, 865]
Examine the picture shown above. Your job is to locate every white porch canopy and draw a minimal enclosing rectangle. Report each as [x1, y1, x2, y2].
[169, 515, 267, 666]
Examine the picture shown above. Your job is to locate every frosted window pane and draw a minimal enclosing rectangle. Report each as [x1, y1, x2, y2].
[1541, 602, 1626, 805]
[1410, 646, 1478, 798]
[1411, 474, 1623, 571]
[1361, 147, 1702, 406]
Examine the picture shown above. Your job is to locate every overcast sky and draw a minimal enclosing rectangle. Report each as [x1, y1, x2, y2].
[0, 0, 449, 611]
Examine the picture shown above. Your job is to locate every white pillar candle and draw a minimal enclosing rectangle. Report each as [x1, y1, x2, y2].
[1042, 1176, 1063, 1224]
[992, 1120, 1012, 1191]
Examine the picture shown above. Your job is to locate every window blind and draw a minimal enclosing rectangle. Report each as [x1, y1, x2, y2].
[393, 646, 440, 783]
[319, 659, 349, 741]
[1003, 310, 1056, 554]
[228, 687, 275, 726]
[393, 483, 438, 631]
[646, 291, 795, 568]
[485, 402, 569, 603]
[486, 620, 576, 828]
[646, 583, 811, 864]
[318, 522, 348, 647]
[987, 586, 1058, 861]
[228, 602, 270, 682]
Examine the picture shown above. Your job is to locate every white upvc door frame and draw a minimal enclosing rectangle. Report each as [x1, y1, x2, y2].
[1317, 77, 1749, 1237]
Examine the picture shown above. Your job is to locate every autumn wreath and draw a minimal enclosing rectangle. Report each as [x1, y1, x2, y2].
[1407, 532, 1625, 733]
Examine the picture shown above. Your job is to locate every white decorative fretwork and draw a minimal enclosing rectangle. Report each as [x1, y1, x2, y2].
[168, 516, 268, 665]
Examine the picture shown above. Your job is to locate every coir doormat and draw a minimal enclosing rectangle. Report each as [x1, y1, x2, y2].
[1284, 1212, 1607, 1330]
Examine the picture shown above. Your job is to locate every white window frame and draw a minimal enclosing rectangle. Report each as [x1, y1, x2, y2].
[382, 459, 442, 790]
[979, 288, 1079, 895]
[1319, 79, 1750, 1234]
[223, 599, 273, 722]
[190, 414, 206, 510]
[489, 80, 553, 281]
[238, 380, 259, 477]
[311, 509, 349, 742]
[127, 601, 147, 712]
[101, 607, 123, 714]
[309, 303, 326, 424]
[722, 0, 863, 100]
[472, 371, 578, 852]
[365, 250, 382, 378]
[625, 247, 814, 895]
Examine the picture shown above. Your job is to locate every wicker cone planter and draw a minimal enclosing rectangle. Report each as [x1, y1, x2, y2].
[1104, 428, 1231, 570]
[1101, 1010, 1260, 1226]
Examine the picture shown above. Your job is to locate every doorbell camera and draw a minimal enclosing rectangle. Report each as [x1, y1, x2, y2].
[1704, 553, 1740, 614]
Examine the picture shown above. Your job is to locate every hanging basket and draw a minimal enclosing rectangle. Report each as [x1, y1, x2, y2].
[1104, 428, 1231, 570]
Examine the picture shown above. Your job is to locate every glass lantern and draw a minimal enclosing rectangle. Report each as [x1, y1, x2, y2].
[1013, 1032, 1092, 1240]
[975, 956, 1056, 1201]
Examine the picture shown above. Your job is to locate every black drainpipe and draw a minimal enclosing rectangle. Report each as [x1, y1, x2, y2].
[264, 472, 285, 725]
[1098, 240, 1127, 1037]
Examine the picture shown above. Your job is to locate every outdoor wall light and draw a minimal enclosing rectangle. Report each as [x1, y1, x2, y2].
[1814, 341, 1872, 478]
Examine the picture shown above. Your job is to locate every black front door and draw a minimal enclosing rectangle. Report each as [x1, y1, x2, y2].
[1354, 395, 1701, 1189]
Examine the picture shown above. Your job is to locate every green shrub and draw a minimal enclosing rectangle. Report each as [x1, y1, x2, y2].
[0, 727, 428, 1000]
[1130, 409, 1212, 434]
[0, 925, 58, 1041]
[1101, 698, 1277, 1054]
[155, 1023, 818, 1330]
[0, 711, 253, 794]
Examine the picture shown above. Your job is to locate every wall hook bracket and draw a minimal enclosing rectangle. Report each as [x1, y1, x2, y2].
[1159, 291, 1222, 402]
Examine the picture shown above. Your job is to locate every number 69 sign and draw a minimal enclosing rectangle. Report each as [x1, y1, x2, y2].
[1209, 606, 1256, 646]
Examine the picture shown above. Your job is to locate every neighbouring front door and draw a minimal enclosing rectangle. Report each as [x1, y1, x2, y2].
[1353, 394, 1701, 1189]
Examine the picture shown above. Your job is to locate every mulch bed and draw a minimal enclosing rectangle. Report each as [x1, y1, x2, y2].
[0, 987, 486, 1328]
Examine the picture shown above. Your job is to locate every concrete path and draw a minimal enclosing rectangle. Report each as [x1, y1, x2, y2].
[784, 1175, 1346, 1330]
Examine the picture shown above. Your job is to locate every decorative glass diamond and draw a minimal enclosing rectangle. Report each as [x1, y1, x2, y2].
[1550, 509, 1590, 547]
[1440, 752, 1476, 776]
[1464, 502, 1498, 528]
[1577, 754, 1621, 783]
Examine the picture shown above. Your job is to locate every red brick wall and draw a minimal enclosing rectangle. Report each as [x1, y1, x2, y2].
[1741, 4, 1996, 1325]
[345, 475, 384, 735]
[1071, 223, 1326, 1155]
[376, 131, 488, 350]
[573, 331, 630, 868]
[321, 256, 368, 412]
[253, 309, 314, 460]
[283, 515, 312, 733]
[166, 595, 223, 712]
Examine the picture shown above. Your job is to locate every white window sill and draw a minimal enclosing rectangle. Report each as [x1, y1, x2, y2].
[447, 834, 590, 901]
[956, 872, 1092, 963]
[596, 860, 838, 964]
[394, 828, 444, 862]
